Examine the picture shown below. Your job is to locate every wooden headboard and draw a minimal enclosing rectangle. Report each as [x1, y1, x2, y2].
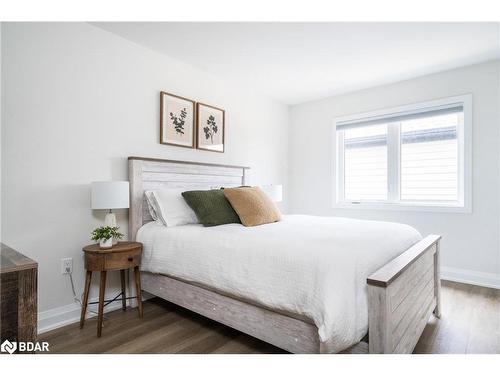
[128, 156, 249, 240]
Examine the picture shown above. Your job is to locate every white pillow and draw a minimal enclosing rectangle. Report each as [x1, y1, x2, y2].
[151, 188, 199, 227]
[144, 191, 160, 222]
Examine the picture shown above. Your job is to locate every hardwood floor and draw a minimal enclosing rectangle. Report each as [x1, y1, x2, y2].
[39, 280, 499, 354]
[413, 281, 500, 354]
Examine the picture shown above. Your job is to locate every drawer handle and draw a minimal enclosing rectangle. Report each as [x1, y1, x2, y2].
[128, 257, 134, 261]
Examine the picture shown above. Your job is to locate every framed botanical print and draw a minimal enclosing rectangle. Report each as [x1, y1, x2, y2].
[160, 91, 195, 148]
[196, 102, 225, 153]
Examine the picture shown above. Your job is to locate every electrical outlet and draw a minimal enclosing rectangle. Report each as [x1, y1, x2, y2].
[61, 258, 73, 274]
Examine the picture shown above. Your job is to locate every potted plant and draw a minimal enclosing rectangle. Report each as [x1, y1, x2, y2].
[91, 226, 124, 249]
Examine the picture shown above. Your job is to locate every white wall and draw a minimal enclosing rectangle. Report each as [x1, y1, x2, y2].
[289, 61, 500, 286]
[1, 23, 289, 329]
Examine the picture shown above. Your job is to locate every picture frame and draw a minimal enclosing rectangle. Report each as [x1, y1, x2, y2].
[196, 102, 225, 153]
[160, 91, 196, 148]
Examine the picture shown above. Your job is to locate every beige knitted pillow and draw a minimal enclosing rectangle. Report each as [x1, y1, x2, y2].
[223, 186, 281, 227]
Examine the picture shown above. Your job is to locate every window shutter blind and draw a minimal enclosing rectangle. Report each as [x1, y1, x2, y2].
[343, 124, 388, 201]
[400, 113, 460, 201]
[336, 104, 463, 130]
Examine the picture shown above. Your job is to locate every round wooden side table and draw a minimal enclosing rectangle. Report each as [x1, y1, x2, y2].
[80, 241, 143, 337]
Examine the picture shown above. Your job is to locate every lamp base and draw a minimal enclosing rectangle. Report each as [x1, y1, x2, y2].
[104, 212, 117, 227]
[104, 212, 118, 245]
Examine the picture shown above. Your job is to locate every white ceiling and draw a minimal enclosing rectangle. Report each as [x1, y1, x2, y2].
[93, 22, 500, 105]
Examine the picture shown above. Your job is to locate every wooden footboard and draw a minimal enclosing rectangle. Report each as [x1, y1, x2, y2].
[367, 235, 441, 354]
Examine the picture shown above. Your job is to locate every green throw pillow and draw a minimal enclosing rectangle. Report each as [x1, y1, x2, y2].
[181, 189, 241, 227]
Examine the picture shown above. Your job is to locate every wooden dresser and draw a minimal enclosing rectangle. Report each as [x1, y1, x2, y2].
[0, 243, 38, 350]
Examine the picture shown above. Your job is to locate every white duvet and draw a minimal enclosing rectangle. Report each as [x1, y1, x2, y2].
[137, 214, 422, 353]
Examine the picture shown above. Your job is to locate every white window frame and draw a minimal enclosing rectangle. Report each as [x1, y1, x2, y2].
[333, 94, 472, 213]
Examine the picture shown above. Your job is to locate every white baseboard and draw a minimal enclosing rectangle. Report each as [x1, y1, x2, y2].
[441, 266, 500, 290]
[38, 289, 153, 334]
[38, 298, 126, 334]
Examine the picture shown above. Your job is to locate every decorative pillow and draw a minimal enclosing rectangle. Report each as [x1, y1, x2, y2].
[151, 188, 199, 227]
[223, 186, 281, 227]
[181, 189, 241, 227]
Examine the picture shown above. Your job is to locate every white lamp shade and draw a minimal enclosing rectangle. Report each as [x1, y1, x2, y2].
[91, 181, 130, 210]
[261, 184, 283, 202]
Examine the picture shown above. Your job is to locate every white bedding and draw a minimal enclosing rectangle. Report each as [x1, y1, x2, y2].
[137, 214, 422, 353]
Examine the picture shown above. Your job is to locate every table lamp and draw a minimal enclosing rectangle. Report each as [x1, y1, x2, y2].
[260, 184, 283, 202]
[91, 181, 130, 227]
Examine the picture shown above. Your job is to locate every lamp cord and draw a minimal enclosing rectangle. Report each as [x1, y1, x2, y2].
[68, 273, 102, 318]
[68, 272, 126, 322]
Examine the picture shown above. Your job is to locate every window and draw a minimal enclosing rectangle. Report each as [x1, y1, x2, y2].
[335, 95, 471, 212]
[344, 124, 388, 201]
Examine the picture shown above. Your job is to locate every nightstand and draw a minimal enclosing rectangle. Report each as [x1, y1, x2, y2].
[80, 241, 143, 337]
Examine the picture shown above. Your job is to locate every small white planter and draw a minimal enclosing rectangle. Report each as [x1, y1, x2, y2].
[99, 238, 113, 249]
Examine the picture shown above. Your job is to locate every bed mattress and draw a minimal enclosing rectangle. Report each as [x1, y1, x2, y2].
[137, 214, 422, 353]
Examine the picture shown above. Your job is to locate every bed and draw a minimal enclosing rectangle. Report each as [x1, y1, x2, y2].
[128, 156, 442, 354]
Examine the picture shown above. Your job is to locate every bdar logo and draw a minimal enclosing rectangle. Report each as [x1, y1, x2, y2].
[1, 339, 49, 353]
[1, 340, 17, 354]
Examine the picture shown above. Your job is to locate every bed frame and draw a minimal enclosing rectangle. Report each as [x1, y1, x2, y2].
[128, 156, 441, 354]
